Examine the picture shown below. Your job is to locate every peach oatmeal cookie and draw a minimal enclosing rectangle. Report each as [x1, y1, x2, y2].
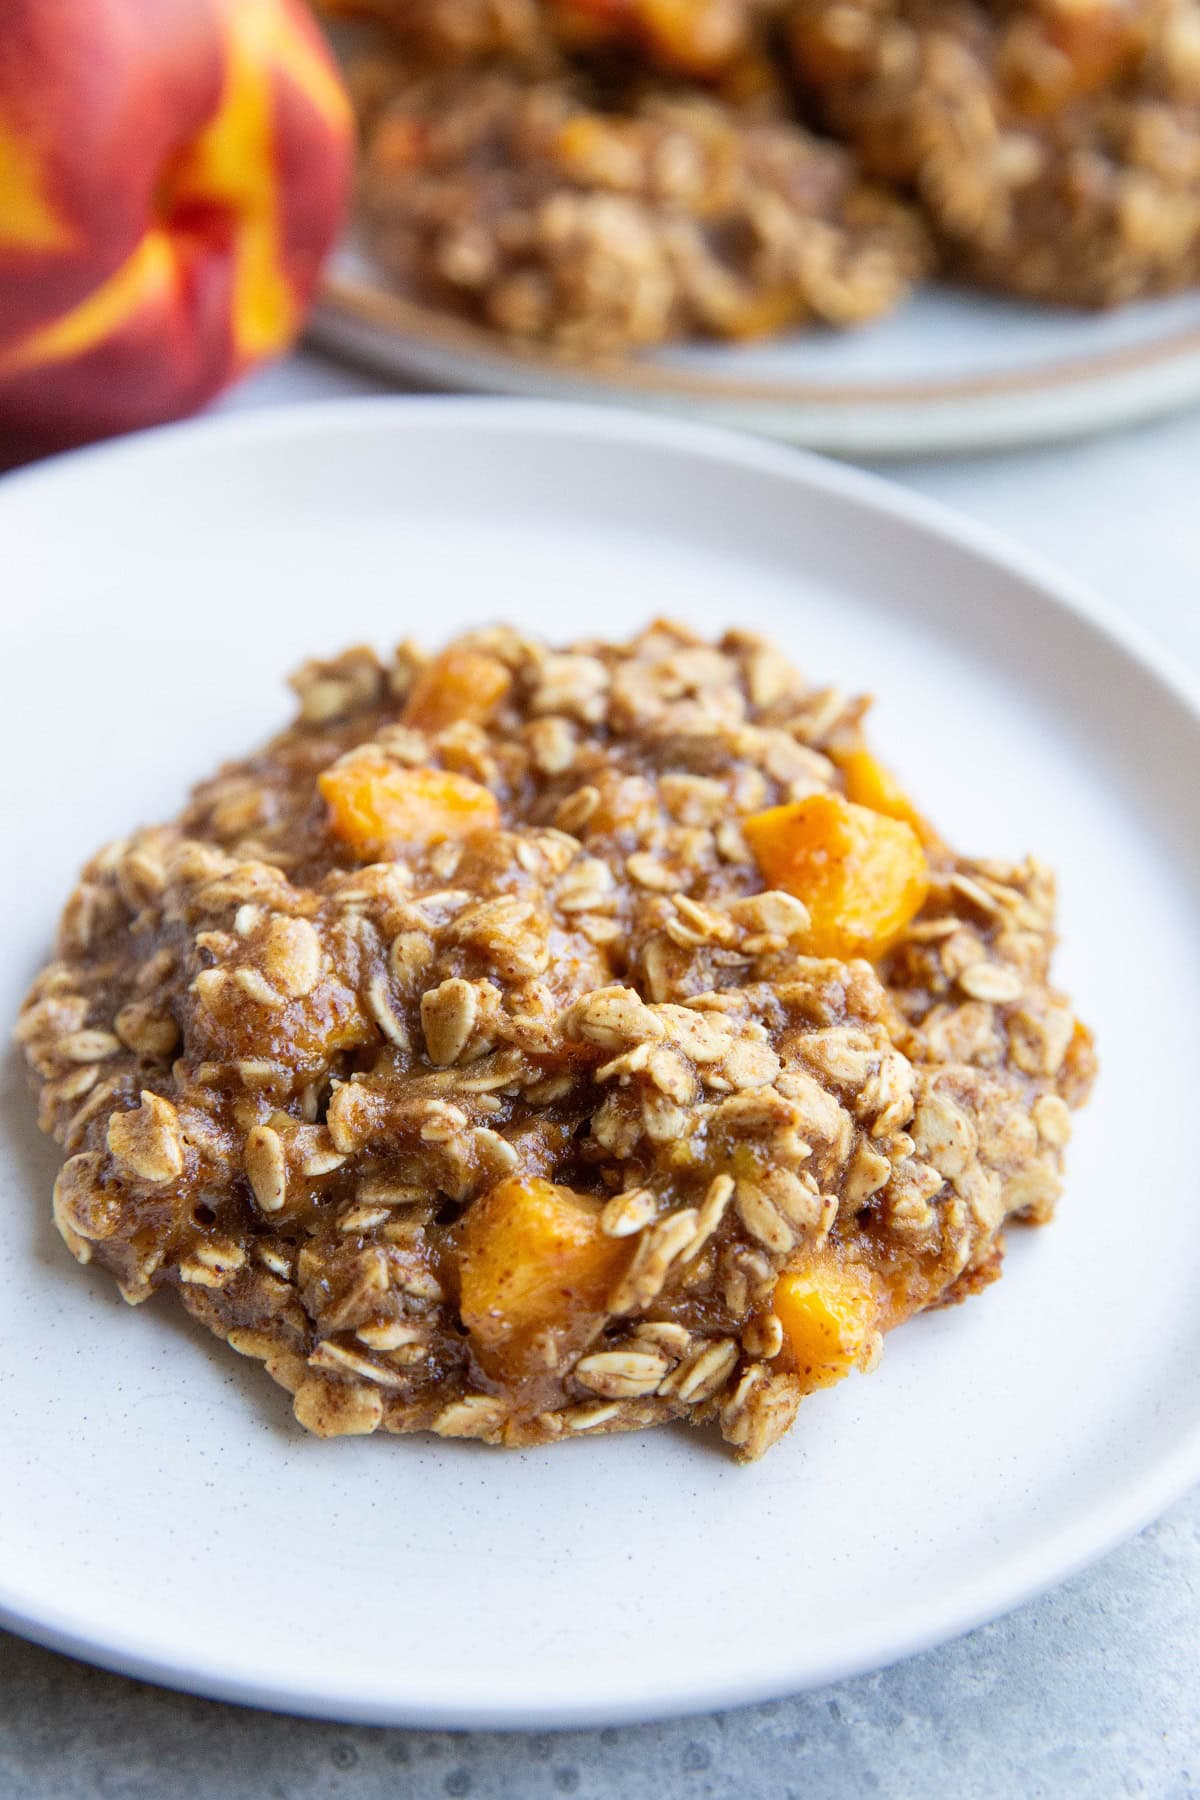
[789, 0, 1200, 305]
[16, 622, 1094, 1459]
[356, 68, 931, 349]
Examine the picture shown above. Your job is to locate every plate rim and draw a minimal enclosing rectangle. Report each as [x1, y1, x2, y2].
[318, 270, 1200, 407]
[310, 270, 1200, 455]
[3, 395, 1200, 1728]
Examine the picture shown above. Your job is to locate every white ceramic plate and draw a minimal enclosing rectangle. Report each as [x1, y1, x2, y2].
[315, 245, 1200, 457]
[2, 400, 1199, 1729]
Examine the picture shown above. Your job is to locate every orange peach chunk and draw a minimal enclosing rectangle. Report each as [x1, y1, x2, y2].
[555, 0, 751, 76]
[319, 758, 500, 860]
[458, 1177, 629, 1371]
[403, 648, 512, 734]
[744, 792, 929, 960]
[773, 1257, 879, 1393]
[833, 747, 915, 827]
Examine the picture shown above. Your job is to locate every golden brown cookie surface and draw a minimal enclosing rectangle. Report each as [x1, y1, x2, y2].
[17, 623, 1094, 1458]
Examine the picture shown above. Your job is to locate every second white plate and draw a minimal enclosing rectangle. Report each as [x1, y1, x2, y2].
[316, 246, 1200, 456]
[2, 400, 1199, 1727]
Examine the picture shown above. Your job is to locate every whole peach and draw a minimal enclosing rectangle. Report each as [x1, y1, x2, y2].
[0, 0, 353, 445]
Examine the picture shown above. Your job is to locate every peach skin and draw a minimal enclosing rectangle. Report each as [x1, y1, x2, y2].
[0, 0, 353, 446]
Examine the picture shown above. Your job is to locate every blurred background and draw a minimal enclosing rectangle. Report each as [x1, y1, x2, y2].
[4, 0, 1200, 460]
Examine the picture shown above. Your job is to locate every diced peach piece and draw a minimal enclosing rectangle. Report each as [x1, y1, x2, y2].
[1007, 5, 1141, 117]
[744, 792, 929, 960]
[458, 1177, 629, 1369]
[319, 758, 500, 860]
[403, 649, 512, 734]
[772, 1257, 879, 1393]
[832, 747, 920, 830]
[555, 0, 745, 74]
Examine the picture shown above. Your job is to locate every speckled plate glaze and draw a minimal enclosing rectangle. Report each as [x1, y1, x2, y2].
[314, 245, 1200, 457]
[2, 400, 1199, 1727]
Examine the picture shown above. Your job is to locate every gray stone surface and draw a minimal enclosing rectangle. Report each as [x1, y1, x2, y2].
[2, 1488, 1197, 1799]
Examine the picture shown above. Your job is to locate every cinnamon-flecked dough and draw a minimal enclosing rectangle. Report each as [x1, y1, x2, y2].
[17, 622, 1094, 1459]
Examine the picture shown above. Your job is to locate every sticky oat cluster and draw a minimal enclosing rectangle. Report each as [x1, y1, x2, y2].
[16, 622, 1093, 1458]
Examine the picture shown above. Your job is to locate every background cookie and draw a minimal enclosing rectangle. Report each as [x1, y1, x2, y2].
[789, 0, 1200, 304]
[357, 68, 931, 347]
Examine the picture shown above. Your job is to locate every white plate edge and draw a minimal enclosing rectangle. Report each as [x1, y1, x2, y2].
[307, 305, 1200, 459]
[2, 395, 1199, 1727]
